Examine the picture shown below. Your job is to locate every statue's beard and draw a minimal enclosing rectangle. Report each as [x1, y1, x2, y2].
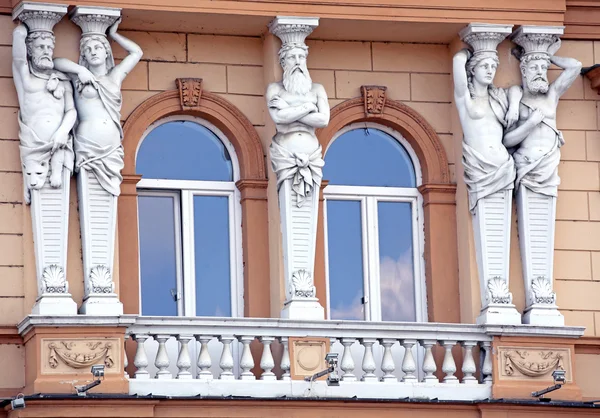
[283, 65, 312, 95]
[32, 55, 54, 71]
[526, 77, 549, 94]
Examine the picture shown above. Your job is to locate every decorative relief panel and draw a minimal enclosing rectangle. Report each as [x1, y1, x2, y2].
[176, 78, 203, 109]
[497, 346, 572, 382]
[361, 85, 387, 116]
[288, 337, 329, 380]
[42, 338, 121, 375]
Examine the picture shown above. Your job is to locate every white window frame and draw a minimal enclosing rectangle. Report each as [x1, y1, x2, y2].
[323, 122, 427, 323]
[136, 115, 244, 318]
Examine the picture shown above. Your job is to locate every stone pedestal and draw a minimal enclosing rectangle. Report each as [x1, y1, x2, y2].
[78, 170, 123, 315]
[473, 190, 521, 325]
[279, 179, 324, 320]
[30, 170, 77, 315]
[516, 186, 564, 326]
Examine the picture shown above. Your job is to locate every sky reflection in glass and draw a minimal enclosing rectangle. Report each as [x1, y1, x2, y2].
[378, 202, 416, 322]
[324, 128, 416, 187]
[327, 200, 365, 320]
[194, 195, 232, 317]
[138, 195, 178, 316]
[137, 121, 233, 181]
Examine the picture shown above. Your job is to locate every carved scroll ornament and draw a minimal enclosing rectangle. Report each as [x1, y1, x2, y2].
[176, 78, 203, 109]
[48, 341, 114, 369]
[361, 85, 387, 116]
[504, 350, 564, 378]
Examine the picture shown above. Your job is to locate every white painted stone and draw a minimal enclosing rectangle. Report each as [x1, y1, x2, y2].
[51, 9, 142, 315]
[454, 23, 519, 325]
[12, 3, 77, 315]
[507, 25, 581, 326]
[266, 16, 329, 320]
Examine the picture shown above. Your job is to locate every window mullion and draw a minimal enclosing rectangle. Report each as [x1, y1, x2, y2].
[323, 198, 332, 320]
[360, 197, 371, 321]
[181, 190, 196, 316]
[365, 196, 381, 322]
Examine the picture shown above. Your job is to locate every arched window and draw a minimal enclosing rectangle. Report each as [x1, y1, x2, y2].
[136, 116, 243, 317]
[323, 122, 426, 322]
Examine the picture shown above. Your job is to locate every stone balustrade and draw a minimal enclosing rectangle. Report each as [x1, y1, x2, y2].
[126, 317, 495, 400]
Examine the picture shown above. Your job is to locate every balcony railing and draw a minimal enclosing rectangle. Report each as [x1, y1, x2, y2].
[126, 317, 496, 400]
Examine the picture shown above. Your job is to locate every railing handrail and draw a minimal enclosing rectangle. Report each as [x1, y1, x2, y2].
[127, 316, 492, 341]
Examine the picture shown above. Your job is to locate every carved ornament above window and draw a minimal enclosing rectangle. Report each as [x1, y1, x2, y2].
[176, 78, 203, 109]
[361, 85, 387, 117]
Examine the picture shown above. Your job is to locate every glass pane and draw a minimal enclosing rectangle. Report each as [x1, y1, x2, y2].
[326, 200, 365, 320]
[378, 201, 416, 322]
[137, 120, 233, 181]
[324, 128, 416, 187]
[193, 195, 232, 317]
[138, 195, 179, 316]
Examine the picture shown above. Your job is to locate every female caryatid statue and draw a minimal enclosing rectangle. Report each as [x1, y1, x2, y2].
[453, 24, 522, 325]
[54, 9, 142, 314]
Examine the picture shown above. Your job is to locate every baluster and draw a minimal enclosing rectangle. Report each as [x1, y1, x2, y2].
[196, 335, 213, 380]
[124, 334, 129, 378]
[176, 334, 193, 379]
[259, 336, 276, 380]
[461, 341, 477, 384]
[219, 336, 235, 380]
[340, 338, 356, 381]
[480, 341, 493, 383]
[279, 337, 291, 381]
[239, 336, 256, 380]
[400, 339, 417, 382]
[442, 340, 458, 383]
[359, 338, 377, 382]
[154, 335, 172, 379]
[420, 339, 438, 383]
[379, 338, 397, 382]
[133, 334, 150, 379]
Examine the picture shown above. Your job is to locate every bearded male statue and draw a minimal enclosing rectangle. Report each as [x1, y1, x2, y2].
[12, 4, 78, 315]
[504, 27, 582, 325]
[266, 17, 330, 319]
[12, 23, 75, 203]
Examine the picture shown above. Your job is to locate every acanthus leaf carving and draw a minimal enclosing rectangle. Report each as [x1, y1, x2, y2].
[361, 85, 387, 116]
[176, 78, 203, 109]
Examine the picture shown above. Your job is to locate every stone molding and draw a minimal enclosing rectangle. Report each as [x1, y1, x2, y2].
[119, 89, 267, 316]
[288, 337, 329, 380]
[318, 95, 450, 185]
[498, 346, 571, 381]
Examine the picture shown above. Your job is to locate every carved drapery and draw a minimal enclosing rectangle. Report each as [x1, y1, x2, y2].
[48, 341, 114, 369]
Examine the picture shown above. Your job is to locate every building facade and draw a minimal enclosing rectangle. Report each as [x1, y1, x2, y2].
[0, 0, 600, 416]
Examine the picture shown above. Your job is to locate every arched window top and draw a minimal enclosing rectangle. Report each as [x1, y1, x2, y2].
[323, 123, 419, 188]
[136, 117, 236, 182]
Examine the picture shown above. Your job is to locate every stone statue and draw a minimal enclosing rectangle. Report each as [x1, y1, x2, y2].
[12, 3, 77, 314]
[505, 26, 582, 325]
[53, 7, 142, 315]
[13, 24, 75, 203]
[454, 23, 521, 325]
[54, 16, 142, 196]
[266, 17, 329, 319]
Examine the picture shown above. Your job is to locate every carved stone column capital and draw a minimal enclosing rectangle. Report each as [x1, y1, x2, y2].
[510, 25, 564, 58]
[268, 16, 319, 46]
[69, 6, 121, 35]
[459, 23, 512, 53]
[12, 2, 67, 31]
